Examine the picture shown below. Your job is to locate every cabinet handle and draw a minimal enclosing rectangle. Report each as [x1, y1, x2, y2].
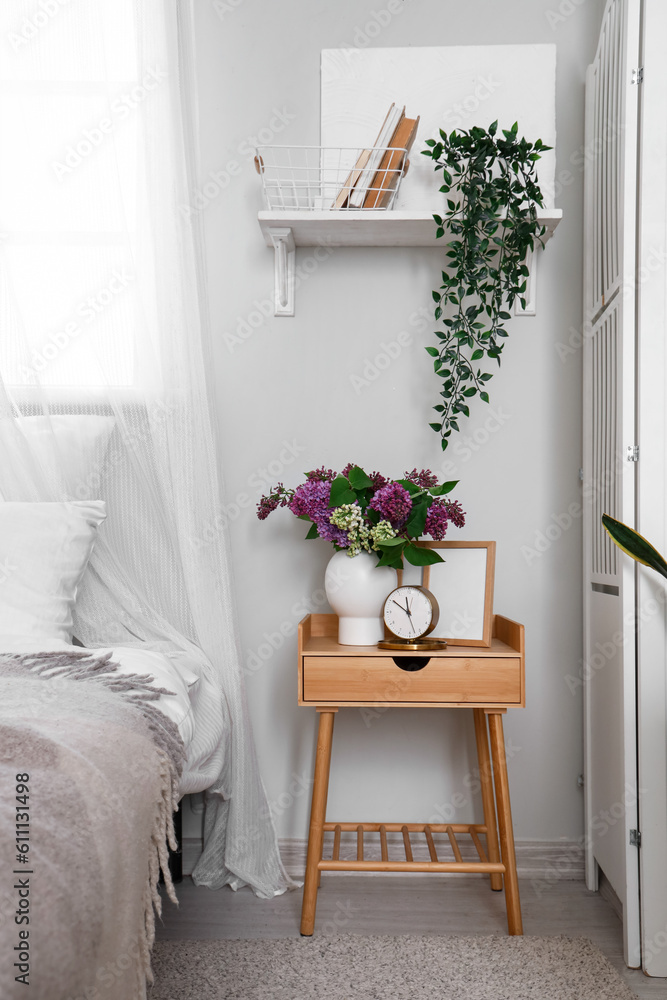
[393, 656, 430, 672]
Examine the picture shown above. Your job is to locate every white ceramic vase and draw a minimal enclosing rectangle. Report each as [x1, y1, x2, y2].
[324, 549, 396, 645]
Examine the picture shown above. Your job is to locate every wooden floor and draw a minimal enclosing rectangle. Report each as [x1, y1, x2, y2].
[156, 875, 665, 998]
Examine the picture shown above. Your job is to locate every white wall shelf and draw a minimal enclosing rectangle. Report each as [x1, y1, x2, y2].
[258, 209, 563, 315]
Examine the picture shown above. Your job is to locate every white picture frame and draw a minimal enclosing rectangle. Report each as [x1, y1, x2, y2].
[419, 541, 496, 648]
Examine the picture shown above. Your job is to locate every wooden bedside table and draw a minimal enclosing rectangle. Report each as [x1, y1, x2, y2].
[298, 612, 525, 937]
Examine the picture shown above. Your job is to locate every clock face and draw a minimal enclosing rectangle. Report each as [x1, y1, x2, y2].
[383, 586, 438, 640]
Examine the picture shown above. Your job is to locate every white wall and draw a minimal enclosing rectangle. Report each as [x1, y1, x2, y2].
[190, 0, 605, 846]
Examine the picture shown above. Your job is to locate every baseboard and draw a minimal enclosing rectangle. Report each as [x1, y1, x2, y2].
[278, 836, 585, 880]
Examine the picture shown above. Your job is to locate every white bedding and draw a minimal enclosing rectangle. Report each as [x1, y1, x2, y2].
[0, 636, 226, 795]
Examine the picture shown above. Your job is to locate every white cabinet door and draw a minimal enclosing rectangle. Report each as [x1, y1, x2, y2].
[582, 0, 642, 969]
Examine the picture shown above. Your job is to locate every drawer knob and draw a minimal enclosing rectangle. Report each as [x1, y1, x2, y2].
[393, 656, 431, 672]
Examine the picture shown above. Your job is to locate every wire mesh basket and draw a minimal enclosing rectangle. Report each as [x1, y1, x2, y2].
[254, 145, 409, 211]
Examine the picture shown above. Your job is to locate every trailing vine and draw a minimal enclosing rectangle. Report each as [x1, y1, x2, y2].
[421, 121, 551, 450]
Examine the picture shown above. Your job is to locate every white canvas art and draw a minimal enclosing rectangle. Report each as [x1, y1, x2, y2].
[427, 546, 491, 643]
[321, 45, 557, 213]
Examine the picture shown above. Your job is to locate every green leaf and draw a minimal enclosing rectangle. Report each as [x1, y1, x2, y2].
[405, 500, 428, 538]
[425, 346, 440, 357]
[396, 479, 421, 495]
[429, 481, 459, 496]
[601, 514, 667, 580]
[376, 537, 405, 548]
[375, 549, 405, 569]
[347, 466, 373, 490]
[403, 543, 445, 566]
[305, 522, 319, 540]
[328, 475, 356, 508]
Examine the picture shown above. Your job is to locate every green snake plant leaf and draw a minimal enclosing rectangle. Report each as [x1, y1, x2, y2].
[601, 513, 667, 581]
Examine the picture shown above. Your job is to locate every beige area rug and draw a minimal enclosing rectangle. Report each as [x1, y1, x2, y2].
[148, 935, 637, 999]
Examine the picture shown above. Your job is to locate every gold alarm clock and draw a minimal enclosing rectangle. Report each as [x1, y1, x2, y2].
[378, 585, 448, 651]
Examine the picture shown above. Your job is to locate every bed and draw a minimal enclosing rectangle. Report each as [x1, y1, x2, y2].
[0, 500, 227, 1000]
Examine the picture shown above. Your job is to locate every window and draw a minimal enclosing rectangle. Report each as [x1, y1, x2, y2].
[0, 0, 159, 391]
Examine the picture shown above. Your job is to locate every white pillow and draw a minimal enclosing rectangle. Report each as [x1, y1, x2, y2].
[0, 501, 106, 641]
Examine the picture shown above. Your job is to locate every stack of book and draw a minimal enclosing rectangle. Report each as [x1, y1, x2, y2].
[333, 103, 420, 210]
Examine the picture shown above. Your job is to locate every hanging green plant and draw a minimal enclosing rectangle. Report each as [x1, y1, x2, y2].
[421, 121, 552, 450]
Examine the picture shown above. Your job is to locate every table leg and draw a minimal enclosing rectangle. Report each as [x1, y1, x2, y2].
[473, 708, 502, 891]
[300, 708, 336, 936]
[487, 710, 523, 935]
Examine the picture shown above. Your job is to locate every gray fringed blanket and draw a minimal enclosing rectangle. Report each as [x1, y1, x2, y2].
[0, 650, 186, 1000]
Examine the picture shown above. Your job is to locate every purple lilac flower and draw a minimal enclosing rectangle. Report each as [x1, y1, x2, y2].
[424, 499, 466, 539]
[256, 484, 290, 521]
[369, 482, 412, 529]
[404, 468, 439, 489]
[444, 499, 466, 529]
[315, 519, 351, 547]
[424, 500, 451, 540]
[368, 470, 388, 490]
[306, 467, 336, 483]
[288, 480, 332, 521]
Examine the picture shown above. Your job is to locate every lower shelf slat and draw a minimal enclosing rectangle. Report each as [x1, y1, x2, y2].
[318, 860, 505, 874]
[323, 822, 488, 834]
[321, 821, 504, 875]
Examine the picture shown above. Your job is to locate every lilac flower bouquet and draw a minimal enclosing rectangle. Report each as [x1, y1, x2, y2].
[257, 464, 465, 569]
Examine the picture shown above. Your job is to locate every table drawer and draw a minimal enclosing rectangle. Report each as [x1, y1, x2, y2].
[302, 655, 521, 705]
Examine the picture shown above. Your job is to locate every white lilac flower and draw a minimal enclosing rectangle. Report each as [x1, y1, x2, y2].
[370, 520, 397, 545]
[330, 503, 373, 557]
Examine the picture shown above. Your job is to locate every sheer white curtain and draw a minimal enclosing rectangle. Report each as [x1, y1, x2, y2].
[0, 0, 292, 897]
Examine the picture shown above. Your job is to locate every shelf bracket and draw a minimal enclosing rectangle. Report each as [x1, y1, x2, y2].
[268, 227, 296, 316]
[514, 247, 537, 317]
